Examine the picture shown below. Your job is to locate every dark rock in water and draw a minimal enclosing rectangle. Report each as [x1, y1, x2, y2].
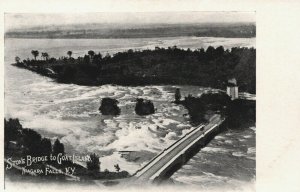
[99, 98, 121, 115]
[135, 98, 155, 116]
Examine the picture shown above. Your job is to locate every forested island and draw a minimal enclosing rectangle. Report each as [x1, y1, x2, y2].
[13, 46, 256, 94]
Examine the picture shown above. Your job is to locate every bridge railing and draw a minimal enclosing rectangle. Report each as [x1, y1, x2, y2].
[133, 115, 224, 177]
[132, 123, 204, 176]
[148, 118, 225, 180]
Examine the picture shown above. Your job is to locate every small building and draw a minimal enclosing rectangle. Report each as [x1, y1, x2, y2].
[226, 78, 239, 100]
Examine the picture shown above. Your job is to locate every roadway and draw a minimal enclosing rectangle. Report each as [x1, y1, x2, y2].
[133, 114, 223, 182]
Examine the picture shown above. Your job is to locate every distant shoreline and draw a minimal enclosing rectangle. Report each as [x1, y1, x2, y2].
[5, 35, 256, 40]
[5, 23, 256, 39]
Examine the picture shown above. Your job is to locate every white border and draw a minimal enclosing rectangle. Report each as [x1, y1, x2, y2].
[1, 0, 300, 192]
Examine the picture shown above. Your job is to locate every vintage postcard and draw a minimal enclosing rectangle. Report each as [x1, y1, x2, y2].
[1, 0, 300, 192]
[3, 11, 256, 191]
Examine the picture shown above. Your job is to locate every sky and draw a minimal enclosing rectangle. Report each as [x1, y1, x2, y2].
[5, 12, 255, 31]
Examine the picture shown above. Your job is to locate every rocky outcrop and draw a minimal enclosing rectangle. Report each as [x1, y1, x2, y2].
[99, 98, 121, 115]
[135, 98, 155, 116]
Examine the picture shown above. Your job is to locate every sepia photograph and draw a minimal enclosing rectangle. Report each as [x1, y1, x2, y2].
[4, 11, 256, 191]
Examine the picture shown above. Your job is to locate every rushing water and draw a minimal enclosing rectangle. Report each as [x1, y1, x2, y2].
[5, 37, 255, 190]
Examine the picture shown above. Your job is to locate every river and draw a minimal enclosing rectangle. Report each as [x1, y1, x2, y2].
[4, 36, 255, 190]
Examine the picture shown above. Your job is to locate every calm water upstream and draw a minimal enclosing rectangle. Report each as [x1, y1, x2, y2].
[5, 37, 255, 190]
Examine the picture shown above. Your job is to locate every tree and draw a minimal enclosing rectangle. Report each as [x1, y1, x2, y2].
[87, 153, 100, 172]
[206, 46, 215, 58]
[114, 164, 120, 172]
[215, 46, 225, 56]
[175, 88, 181, 103]
[31, 50, 39, 60]
[92, 53, 102, 66]
[52, 139, 64, 155]
[4, 118, 23, 146]
[22, 128, 42, 155]
[41, 52, 49, 61]
[67, 51, 73, 58]
[15, 56, 20, 63]
[83, 55, 90, 65]
[88, 50, 95, 58]
[104, 53, 111, 60]
[40, 138, 52, 156]
[88, 50, 95, 64]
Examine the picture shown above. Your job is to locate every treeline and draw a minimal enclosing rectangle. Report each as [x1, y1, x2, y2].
[14, 46, 256, 93]
[5, 118, 64, 157]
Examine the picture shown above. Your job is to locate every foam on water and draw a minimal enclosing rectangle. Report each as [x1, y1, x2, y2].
[232, 152, 246, 157]
[100, 152, 141, 173]
[172, 125, 256, 187]
[247, 147, 255, 154]
[201, 147, 230, 154]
